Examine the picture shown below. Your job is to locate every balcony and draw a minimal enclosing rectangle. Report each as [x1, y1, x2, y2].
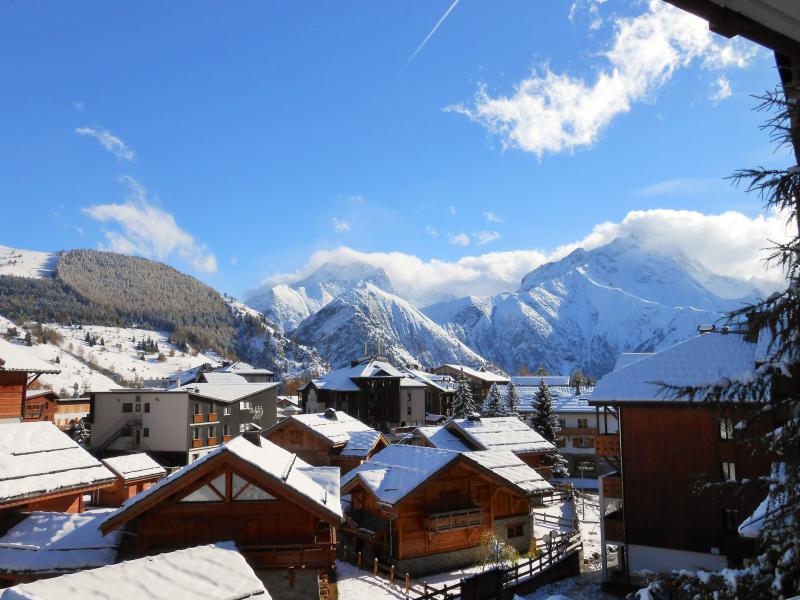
[208, 436, 218, 446]
[596, 434, 620, 458]
[604, 510, 625, 543]
[426, 507, 485, 532]
[240, 542, 338, 569]
[602, 473, 622, 499]
[222, 435, 231, 443]
[192, 438, 203, 448]
[193, 414, 205, 424]
[561, 426, 597, 436]
[208, 412, 218, 422]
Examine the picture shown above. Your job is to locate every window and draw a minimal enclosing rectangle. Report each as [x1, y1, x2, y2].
[557, 437, 566, 448]
[135, 403, 141, 412]
[193, 428, 200, 440]
[223, 424, 229, 436]
[239, 423, 248, 433]
[406, 392, 412, 416]
[573, 437, 594, 448]
[723, 508, 740, 532]
[577, 418, 589, 429]
[719, 417, 734, 440]
[135, 395, 141, 403]
[194, 403, 201, 415]
[506, 523, 524, 538]
[223, 406, 230, 416]
[240, 400, 252, 411]
[144, 403, 150, 413]
[143, 428, 150, 438]
[208, 426, 216, 439]
[722, 461, 737, 481]
[122, 403, 133, 413]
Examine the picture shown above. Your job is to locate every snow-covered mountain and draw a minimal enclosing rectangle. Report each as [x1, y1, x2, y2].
[292, 282, 488, 369]
[246, 262, 394, 332]
[423, 237, 758, 377]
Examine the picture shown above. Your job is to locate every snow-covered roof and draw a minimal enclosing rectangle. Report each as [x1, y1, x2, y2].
[278, 410, 383, 458]
[0, 510, 121, 576]
[341, 444, 551, 505]
[613, 353, 653, 371]
[446, 416, 555, 454]
[0, 422, 115, 506]
[0, 338, 60, 374]
[175, 382, 278, 403]
[553, 394, 595, 414]
[277, 395, 300, 406]
[217, 361, 274, 376]
[311, 358, 404, 392]
[400, 377, 427, 388]
[591, 332, 758, 403]
[485, 382, 593, 415]
[23, 389, 59, 401]
[101, 453, 166, 482]
[403, 368, 456, 392]
[200, 372, 249, 385]
[103, 436, 342, 529]
[512, 375, 570, 387]
[438, 364, 508, 383]
[0, 542, 270, 600]
[414, 426, 471, 452]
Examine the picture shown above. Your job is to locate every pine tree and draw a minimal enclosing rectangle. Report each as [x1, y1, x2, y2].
[570, 368, 585, 395]
[642, 87, 800, 599]
[451, 368, 475, 418]
[531, 379, 569, 477]
[504, 379, 519, 416]
[24, 331, 32, 346]
[484, 383, 503, 416]
[535, 366, 548, 376]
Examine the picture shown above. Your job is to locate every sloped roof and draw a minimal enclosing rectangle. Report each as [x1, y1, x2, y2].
[591, 332, 758, 403]
[464, 450, 552, 495]
[0, 422, 114, 506]
[613, 353, 653, 371]
[553, 394, 595, 414]
[485, 383, 593, 414]
[101, 453, 166, 482]
[217, 361, 274, 376]
[311, 358, 404, 392]
[276, 411, 383, 458]
[0, 510, 121, 576]
[414, 426, 471, 452]
[439, 364, 508, 383]
[200, 372, 249, 385]
[512, 375, 570, 387]
[446, 417, 555, 454]
[0, 542, 270, 600]
[102, 436, 341, 532]
[0, 338, 60, 374]
[404, 368, 457, 392]
[175, 382, 278, 403]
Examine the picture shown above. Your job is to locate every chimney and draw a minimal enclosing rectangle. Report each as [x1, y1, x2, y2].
[697, 324, 716, 334]
[241, 425, 263, 446]
[467, 412, 481, 422]
[324, 407, 338, 420]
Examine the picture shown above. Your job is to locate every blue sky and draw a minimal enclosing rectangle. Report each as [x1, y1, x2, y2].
[0, 1, 790, 303]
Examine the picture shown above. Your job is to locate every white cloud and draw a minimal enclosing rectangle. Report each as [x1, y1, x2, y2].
[637, 177, 720, 197]
[449, 0, 757, 157]
[333, 218, 351, 233]
[73, 100, 85, 112]
[483, 211, 502, 223]
[426, 226, 439, 237]
[474, 230, 501, 245]
[449, 205, 457, 215]
[231, 256, 238, 266]
[711, 76, 732, 103]
[75, 127, 135, 162]
[449, 232, 471, 246]
[349, 194, 366, 205]
[83, 176, 218, 273]
[260, 208, 788, 307]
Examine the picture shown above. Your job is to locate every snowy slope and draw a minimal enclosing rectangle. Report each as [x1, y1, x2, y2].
[292, 283, 488, 369]
[424, 237, 756, 377]
[0, 245, 58, 279]
[246, 262, 395, 332]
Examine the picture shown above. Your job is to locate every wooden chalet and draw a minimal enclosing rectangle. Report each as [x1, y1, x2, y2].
[431, 364, 508, 402]
[0, 542, 271, 599]
[99, 435, 343, 571]
[21, 391, 90, 431]
[411, 415, 557, 476]
[95, 453, 167, 507]
[0, 339, 60, 425]
[340, 444, 552, 576]
[263, 408, 388, 474]
[590, 330, 775, 581]
[0, 422, 115, 518]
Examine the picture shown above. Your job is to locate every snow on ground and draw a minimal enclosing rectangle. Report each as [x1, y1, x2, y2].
[334, 560, 408, 600]
[518, 570, 625, 600]
[0, 245, 57, 279]
[532, 492, 601, 570]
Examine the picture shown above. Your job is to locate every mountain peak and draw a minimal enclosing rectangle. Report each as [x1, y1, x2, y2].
[295, 261, 393, 293]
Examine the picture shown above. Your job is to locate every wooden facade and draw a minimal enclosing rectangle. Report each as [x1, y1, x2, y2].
[0, 372, 26, 422]
[95, 475, 161, 507]
[101, 446, 341, 570]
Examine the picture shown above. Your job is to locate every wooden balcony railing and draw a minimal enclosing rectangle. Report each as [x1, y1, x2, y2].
[596, 434, 620, 458]
[426, 507, 485, 532]
[193, 414, 204, 424]
[191, 438, 203, 448]
[222, 435, 231, 443]
[208, 436, 218, 446]
[602, 473, 622, 499]
[239, 542, 337, 569]
[561, 426, 597, 436]
[208, 412, 218, 422]
[604, 511, 625, 542]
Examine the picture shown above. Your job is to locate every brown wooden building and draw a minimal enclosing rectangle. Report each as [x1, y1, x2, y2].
[591, 331, 774, 581]
[0, 422, 115, 519]
[431, 364, 508, 403]
[0, 338, 60, 425]
[340, 444, 552, 576]
[95, 453, 167, 507]
[100, 435, 343, 571]
[263, 409, 388, 474]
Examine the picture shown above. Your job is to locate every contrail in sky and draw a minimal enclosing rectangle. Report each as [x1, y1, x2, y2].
[402, 0, 462, 71]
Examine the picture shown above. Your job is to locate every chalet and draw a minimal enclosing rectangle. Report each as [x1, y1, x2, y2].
[0, 422, 115, 517]
[403, 368, 456, 419]
[300, 357, 427, 432]
[0, 338, 60, 424]
[95, 453, 167, 507]
[263, 409, 388, 474]
[0, 542, 271, 599]
[590, 331, 773, 582]
[51, 396, 90, 430]
[89, 382, 278, 466]
[341, 444, 552, 575]
[22, 391, 90, 431]
[432, 364, 508, 402]
[99, 435, 343, 571]
[277, 395, 302, 419]
[410, 415, 556, 475]
[214, 361, 275, 383]
[0, 510, 122, 586]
